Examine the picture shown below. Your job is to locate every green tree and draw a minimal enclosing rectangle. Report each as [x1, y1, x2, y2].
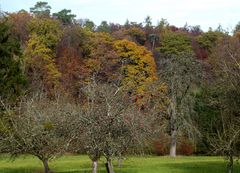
[196, 30, 225, 54]
[30, 1, 51, 18]
[53, 9, 76, 25]
[148, 33, 159, 51]
[194, 86, 220, 154]
[0, 21, 26, 102]
[158, 31, 193, 56]
[97, 21, 111, 33]
[156, 18, 169, 32]
[78, 19, 95, 31]
[233, 22, 240, 40]
[144, 15, 152, 28]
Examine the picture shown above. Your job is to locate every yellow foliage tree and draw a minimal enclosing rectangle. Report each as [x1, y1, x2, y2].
[24, 18, 62, 93]
[28, 18, 62, 49]
[25, 34, 61, 91]
[113, 39, 157, 94]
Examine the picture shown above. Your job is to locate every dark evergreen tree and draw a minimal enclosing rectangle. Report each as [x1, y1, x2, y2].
[0, 21, 26, 102]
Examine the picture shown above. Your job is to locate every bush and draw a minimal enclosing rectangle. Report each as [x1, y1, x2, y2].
[177, 140, 194, 156]
[153, 135, 169, 156]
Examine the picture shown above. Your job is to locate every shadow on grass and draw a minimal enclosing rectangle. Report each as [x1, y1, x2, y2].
[0, 167, 137, 173]
[56, 167, 137, 173]
[160, 161, 240, 173]
[0, 168, 37, 173]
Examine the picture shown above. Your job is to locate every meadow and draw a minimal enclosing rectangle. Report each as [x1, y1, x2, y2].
[0, 155, 238, 173]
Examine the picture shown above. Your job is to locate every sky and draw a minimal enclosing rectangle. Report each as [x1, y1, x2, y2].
[1, 0, 240, 31]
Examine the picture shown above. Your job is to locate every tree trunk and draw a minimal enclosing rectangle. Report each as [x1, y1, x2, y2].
[170, 128, 177, 157]
[151, 39, 156, 51]
[118, 157, 123, 168]
[227, 155, 233, 173]
[42, 159, 50, 173]
[105, 159, 114, 173]
[92, 160, 98, 173]
[169, 97, 177, 157]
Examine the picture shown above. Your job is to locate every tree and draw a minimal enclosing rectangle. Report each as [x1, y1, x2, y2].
[28, 18, 63, 50]
[193, 86, 220, 154]
[30, 1, 51, 18]
[0, 21, 26, 102]
[210, 112, 240, 173]
[97, 21, 111, 33]
[208, 36, 240, 173]
[7, 10, 32, 44]
[78, 19, 96, 31]
[113, 39, 157, 94]
[126, 27, 146, 45]
[25, 18, 62, 93]
[25, 34, 61, 92]
[156, 18, 169, 32]
[86, 32, 118, 82]
[158, 31, 193, 56]
[233, 21, 240, 34]
[189, 25, 202, 36]
[148, 33, 159, 51]
[0, 93, 76, 173]
[157, 53, 202, 157]
[53, 9, 76, 25]
[144, 16, 152, 28]
[196, 30, 225, 57]
[70, 81, 152, 173]
[56, 26, 92, 97]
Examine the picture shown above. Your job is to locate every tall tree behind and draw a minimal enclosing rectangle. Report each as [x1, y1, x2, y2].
[53, 9, 76, 25]
[0, 21, 26, 102]
[30, 1, 51, 18]
[157, 53, 202, 157]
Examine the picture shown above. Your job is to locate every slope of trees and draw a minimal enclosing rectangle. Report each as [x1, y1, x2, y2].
[1, 1, 240, 173]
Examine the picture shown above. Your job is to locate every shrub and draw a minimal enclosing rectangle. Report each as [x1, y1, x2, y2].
[177, 140, 194, 156]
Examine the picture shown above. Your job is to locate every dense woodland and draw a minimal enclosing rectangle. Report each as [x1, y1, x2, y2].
[0, 2, 240, 173]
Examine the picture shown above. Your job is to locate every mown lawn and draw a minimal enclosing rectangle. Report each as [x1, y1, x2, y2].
[0, 155, 239, 173]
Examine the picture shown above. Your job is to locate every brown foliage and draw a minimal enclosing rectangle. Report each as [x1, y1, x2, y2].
[177, 139, 194, 156]
[153, 135, 169, 156]
[7, 11, 32, 45]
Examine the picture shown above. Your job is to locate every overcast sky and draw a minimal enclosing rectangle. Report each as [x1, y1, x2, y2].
[1, 0, 240, 31]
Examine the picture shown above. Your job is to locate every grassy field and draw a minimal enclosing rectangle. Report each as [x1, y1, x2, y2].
[0, 155, 239, 173]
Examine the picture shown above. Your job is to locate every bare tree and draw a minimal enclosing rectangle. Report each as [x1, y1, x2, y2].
[0, 93, 76, 173]
[208, 36, 240, 173]
[71, 81, 152, 173]
[210, 117, 240, 173]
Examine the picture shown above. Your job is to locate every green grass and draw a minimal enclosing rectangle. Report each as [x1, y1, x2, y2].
[0, 155, 239, 173]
